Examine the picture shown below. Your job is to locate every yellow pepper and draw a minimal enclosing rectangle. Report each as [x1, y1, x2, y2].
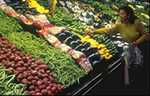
[27, 0, 50, 14]
[72, 32, 113, 60]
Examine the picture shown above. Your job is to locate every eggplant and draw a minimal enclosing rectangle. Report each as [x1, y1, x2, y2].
[71, 34, 81, 40]
[64, 36, 74, 45]
[56, 31, 72, 42]
[84, 47, 98, 57]
[75, 43, 87, 52]
[82, 42, 91, 48]
[88, 52, 101, 65]
[69, 40, 82, 49]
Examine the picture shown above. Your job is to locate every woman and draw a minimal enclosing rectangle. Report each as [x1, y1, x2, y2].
[86, 6, 149, 46]
[86, 5, 150, 85]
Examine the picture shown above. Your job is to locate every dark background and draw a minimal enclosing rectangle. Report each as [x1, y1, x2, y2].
[88, 42, 150, 95]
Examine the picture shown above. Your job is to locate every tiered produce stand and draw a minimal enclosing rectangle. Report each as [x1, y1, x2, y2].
[0, 0, 149, 95]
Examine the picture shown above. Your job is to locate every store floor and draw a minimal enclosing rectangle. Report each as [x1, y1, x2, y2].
[88, 42, 150, 95]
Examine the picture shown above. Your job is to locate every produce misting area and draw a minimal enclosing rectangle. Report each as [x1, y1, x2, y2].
[0, 0, 149, 95]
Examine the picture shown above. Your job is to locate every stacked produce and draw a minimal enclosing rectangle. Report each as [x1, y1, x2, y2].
[92, 34, 119, 56]
[57, 0, 114, 28]
[47, 1, 120, 57]
[48, 8, 87, 35]
[0, 0, 149, 95]
[0, 10, 86, 87]
[0, 0, 118, 69]
[0, 36, 64, 95]
[1, 1, 93, 72]
[0, 65, 26, 95]
[56, 31, 102, 66]
[81, 36, 113, 59]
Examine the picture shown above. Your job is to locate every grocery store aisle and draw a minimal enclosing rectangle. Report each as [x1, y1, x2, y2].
[88, 42, 150, 95]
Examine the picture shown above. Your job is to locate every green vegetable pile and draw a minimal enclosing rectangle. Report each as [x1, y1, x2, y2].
[48, 8, 87, 35]
[80, 0, 117, 19]
[0, 65, 26, 95]
[0, 10, 86, 87]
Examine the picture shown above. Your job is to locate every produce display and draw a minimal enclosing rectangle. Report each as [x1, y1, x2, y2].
[0, 0, 149, 95]
[0, 1, 93, 73]
[0, 36, 64, 95]
[0, 10, 86, 87]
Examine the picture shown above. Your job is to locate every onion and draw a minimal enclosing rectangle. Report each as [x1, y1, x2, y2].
[23, 63, 29, 67]
[35, 92, 42, 96]
[51, 86, 57, 93]
[35, 88, 40, 93]
[43, 78, 49, 82]
[17, 61, 24, 65]
[31, 70, 38, 76]
[21, 79, 29, 84]
[11, 48, 17, 52]
[32, 80, 37, 85]
[14, 56, 22, 61]
[16, 67, 26, 72]
[5, 52, 11, 57]
[41, 73, 48, 77]
[31, 63, 38, 69]
[14, 63, 22, 68]
[22, 71, 28, 77]
[9, 54, 15, 60]
[27, 71, 31, 76]
[46, 86, 51, 90]
[48, 91, 53, 95]
[27, 76, 34, 81]
[17, 73, 24, 79]
[34, 76, 39, 80]
[41, 89, 48, 95]
[37, 80, 43, 86]
[38, 69, 45, 74]
[38, 64, 48, 70]
[38, 84, 46, 90]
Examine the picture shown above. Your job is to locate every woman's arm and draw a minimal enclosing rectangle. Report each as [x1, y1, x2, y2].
[94, 27, 113, 33]
[94, 23, 119, 34]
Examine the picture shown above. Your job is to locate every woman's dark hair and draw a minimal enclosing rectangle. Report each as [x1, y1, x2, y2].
[119, 6, 137, 24]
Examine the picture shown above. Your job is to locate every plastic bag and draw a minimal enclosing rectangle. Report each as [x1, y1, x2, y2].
[122, 44, 143, 68]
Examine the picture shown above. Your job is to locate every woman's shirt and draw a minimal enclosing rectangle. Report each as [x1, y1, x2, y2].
[95, 19, 143, 43]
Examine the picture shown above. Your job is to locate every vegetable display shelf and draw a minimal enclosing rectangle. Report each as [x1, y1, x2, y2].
[1, 0, 144, 95]
[57, 54, 122, 95]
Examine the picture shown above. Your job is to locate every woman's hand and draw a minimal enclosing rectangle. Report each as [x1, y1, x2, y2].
[84, 26, 95, 36]
[132, 41, 138, 47]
